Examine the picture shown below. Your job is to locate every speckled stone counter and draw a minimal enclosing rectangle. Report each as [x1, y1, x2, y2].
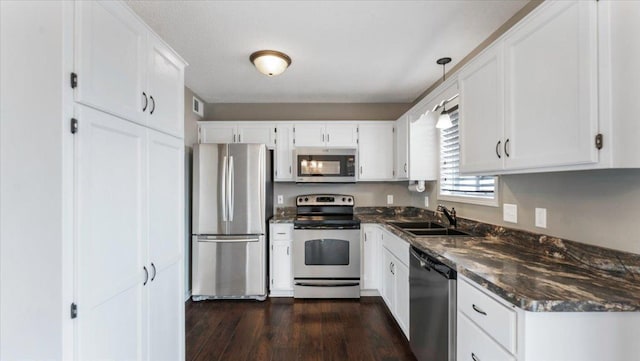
[271, 206, 640, 312]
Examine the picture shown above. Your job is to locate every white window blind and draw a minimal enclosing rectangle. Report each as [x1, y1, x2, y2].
[440, 107, 496, 199]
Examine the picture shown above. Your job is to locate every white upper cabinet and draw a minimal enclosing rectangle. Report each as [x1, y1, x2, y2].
[325, 122, 358, 147]
[395, 115, 409, 180]
[199, 122, 276, 147]
[75, 1, 146, 125]
[74, 1, 185, 138]
[503, 0, 598, 170]
[294, 122, 358, 148]
[275, 123, 295, 181]
[237, 123, 276, 147]
[199, 122, 236, 143]
[459, 42, 505, 174]
[457, 0, 601, 175]
[147, 35, 185, 138]
[358, 122, 395, 181]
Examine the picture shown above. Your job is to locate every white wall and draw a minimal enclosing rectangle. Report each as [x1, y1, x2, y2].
[1, 1, 72, 359]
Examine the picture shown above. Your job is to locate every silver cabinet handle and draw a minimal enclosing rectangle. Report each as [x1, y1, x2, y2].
[404, 163, 407, 172]
[289, 165, 292, 174]
[233, 134, 236, 143]
[327, 133, 330, 143]
[364, 233, 367, 242]
[472, 304, 487, 316]
[143, 266, 149, 286]
[360, 166, 363, 175]
[322, 133, 325, 142]
[150, 262, 156, 282]
[472, 353, 480, 361]
[286, 246, 289, 256]
[504, 138, 510, 157]
[238, 134, 241, 143]
[496, 140, 502, 159]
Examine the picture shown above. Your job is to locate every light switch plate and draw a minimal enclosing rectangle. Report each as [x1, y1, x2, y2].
[277, 195, 284, 205]
[387, 195, 394, 205]
[503, 203, 518, 223]
[424, 196, 429, 208]
[535, 208, 547, 228]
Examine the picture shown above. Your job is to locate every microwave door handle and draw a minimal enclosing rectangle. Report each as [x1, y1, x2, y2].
[221, 155, 227, 221]
[228, 155, 234, 222]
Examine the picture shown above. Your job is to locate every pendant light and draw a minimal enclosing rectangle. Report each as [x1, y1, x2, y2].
[435, 57, 453, 129]
[250, 50, 292, 77]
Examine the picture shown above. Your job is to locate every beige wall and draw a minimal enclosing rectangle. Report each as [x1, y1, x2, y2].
[204, 102, 411, 121]
[409, 170, 640, 255]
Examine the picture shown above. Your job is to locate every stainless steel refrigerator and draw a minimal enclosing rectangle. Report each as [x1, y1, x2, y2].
[191, 143, 273, 301]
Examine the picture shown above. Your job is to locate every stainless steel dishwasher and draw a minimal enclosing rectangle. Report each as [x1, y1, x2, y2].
[409, 246, 457, 361]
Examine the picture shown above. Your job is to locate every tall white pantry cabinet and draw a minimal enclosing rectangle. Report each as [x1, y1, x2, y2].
[0, 1, 187, 360]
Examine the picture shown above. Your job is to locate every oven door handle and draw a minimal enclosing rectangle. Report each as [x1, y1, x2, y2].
[294, 282, 360, 287]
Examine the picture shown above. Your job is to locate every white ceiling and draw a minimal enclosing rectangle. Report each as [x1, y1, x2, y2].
[126, 0, 528, 104]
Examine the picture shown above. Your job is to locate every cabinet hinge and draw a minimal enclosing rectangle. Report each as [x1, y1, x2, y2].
[70, 118, 78, 134]
[595, 133, 603, 150]
[70, 72, 78, 89]
[70, 303, 78, 319]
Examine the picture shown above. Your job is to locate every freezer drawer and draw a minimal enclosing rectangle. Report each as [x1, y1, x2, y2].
[191, 235, 266, 300]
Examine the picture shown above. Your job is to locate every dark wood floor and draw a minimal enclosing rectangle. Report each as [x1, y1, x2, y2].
[186, 297, 417, 361]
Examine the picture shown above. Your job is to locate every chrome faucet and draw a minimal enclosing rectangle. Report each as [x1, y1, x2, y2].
[437, 204, 457, 228]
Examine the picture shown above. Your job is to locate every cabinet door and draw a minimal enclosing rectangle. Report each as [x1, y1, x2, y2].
[395, 260, 410, 338]
[148, 131, 183, 272]
[275, 124, 294, 181]
[358, 122, 395, 180]
[395, 116, 409, 180]
[459, 43, 505, 174]
[380, 248, 396, 310]
[199, 123, 236, 143]
[503, 0, 598, 170]
[271, 241, 293, 291]
[326, 122, 358, 148]
[75, 1, 146, 124]
[457, 313, 516, 361]
[361, 225, 380, 290]
[237, 123, 276, 147]
[147, 35, 184, 137]
[294, 122, 325, 147]
[76, 105, 146, 361]
[148, 261, 184, 361]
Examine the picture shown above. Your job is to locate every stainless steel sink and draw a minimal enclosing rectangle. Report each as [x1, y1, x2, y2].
[388, 221, 445, 230]
[406, 228, 472, 237]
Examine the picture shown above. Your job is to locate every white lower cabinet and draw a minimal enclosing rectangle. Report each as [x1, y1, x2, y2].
[457, 312, 516, 361]
[270, 224, 293, 296]
[361, 224, 381, 292]
[379, 228, 410, 339]
[76, 105, 184, 361]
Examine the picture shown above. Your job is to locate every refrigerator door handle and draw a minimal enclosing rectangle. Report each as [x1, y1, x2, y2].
[221, 155, 228, 221]
[228, 155, 235, 221]
[197, 235, 260, 243]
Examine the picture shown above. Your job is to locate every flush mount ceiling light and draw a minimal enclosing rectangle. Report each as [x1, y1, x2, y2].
[249, 50, 292, 77]
[435, 57, 453, 129]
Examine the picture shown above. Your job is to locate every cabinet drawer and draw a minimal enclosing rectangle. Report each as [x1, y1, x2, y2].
[271, 224, 292, 241]
[380, 229, 409, 266]
[457, 312, 515, 361]
[458, 278, 516, 353]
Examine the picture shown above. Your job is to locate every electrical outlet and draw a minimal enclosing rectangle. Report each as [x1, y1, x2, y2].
[424, 196, 429, 208]
[535, 208, 547, 228]
[503, 203, 518, 223]
[387, 195, 394, 205]
[277, 195, 284, 205]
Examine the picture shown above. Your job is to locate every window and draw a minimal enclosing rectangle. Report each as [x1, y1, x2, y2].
[439, 106, 497, 206]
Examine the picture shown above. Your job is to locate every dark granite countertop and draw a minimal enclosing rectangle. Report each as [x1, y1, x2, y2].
[271, 206, 640, 312]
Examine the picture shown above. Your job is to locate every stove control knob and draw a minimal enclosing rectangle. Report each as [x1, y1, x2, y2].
[348, 197, 352, 203]
[304, 197, 309, 202]
[342, 197, 346, 202]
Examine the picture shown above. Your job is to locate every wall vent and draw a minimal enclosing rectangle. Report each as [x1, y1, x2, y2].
[192, 96, 204, 117]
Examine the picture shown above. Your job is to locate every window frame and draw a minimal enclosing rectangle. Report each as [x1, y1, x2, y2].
[437, 103, 499, 207]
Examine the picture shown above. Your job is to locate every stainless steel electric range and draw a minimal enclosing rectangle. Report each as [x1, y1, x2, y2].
[292, 194, 361, 298]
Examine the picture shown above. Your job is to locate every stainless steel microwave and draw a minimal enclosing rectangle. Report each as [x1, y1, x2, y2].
[294, 148, 357, 183]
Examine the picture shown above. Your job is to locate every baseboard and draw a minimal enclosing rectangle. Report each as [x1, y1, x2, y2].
[269, 290, 294, 297]
[360, 289, 380, 297]
[184, 289, 191, 302]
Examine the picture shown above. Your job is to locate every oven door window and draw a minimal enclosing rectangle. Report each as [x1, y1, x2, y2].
[304, 239, 349, 265]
